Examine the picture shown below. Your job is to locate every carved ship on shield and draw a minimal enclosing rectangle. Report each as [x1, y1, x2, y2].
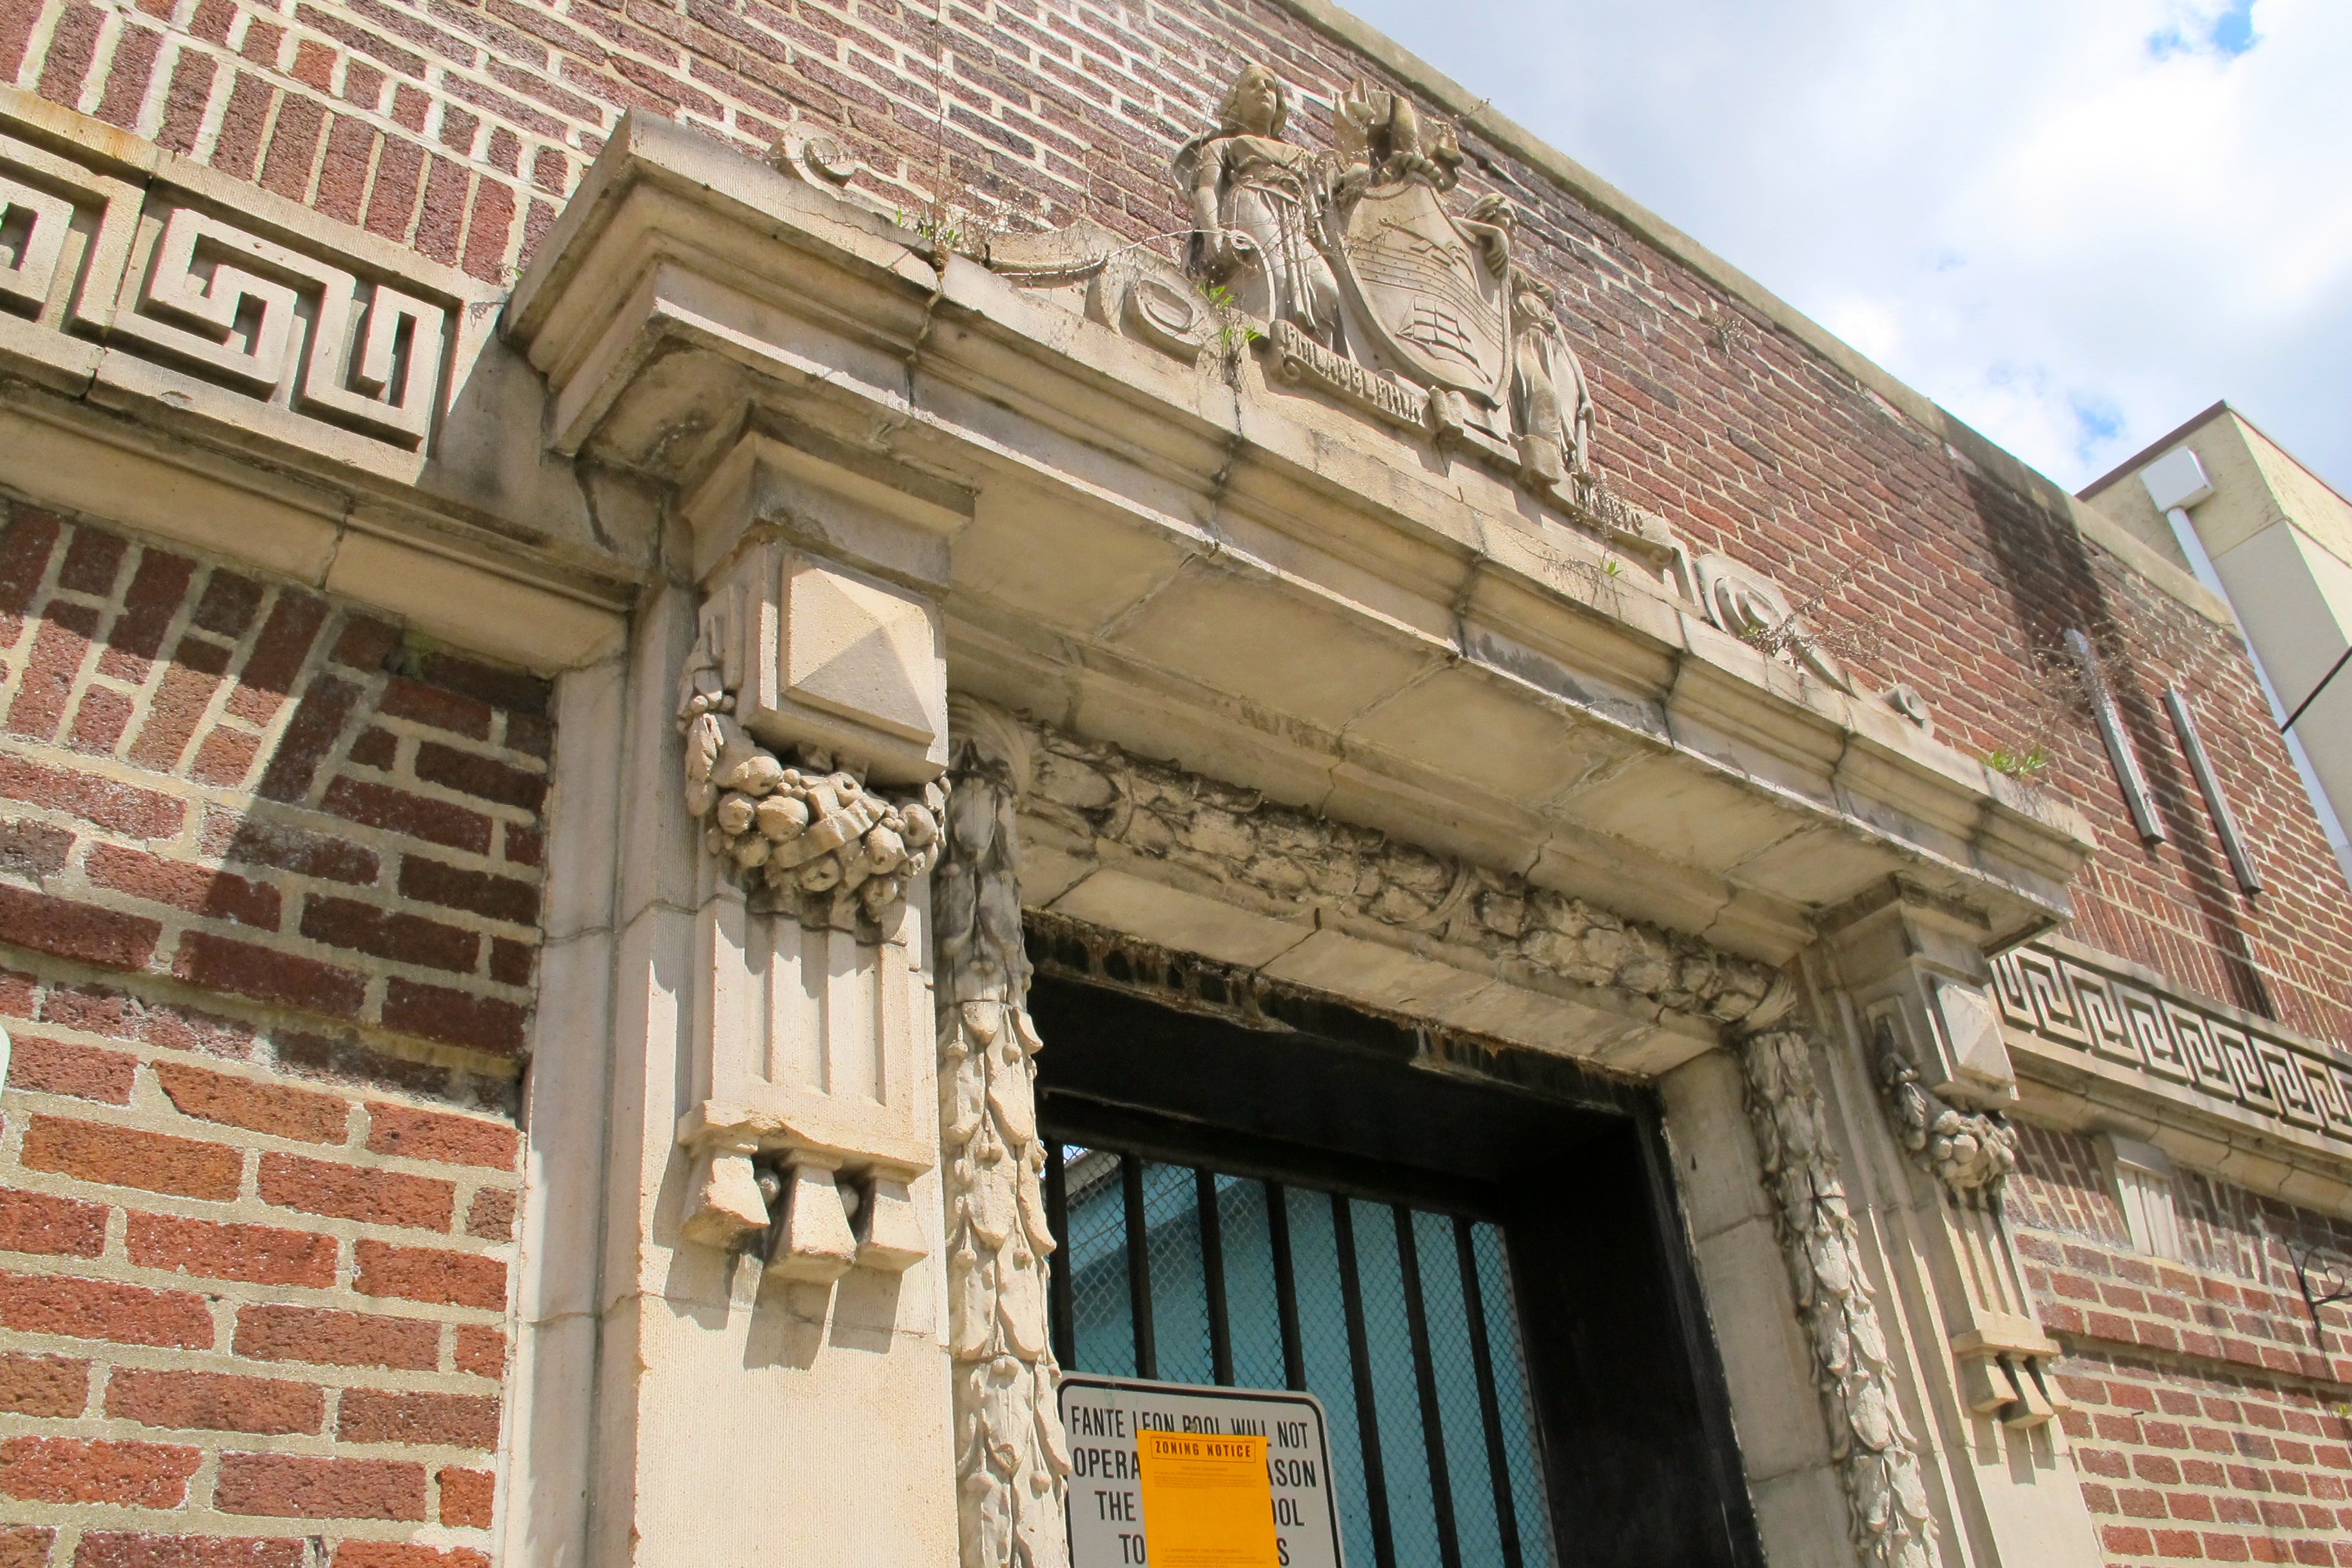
[1320, 84, 1514, 438]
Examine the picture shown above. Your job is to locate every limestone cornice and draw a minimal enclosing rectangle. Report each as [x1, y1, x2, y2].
[508, 112, 2095, 964]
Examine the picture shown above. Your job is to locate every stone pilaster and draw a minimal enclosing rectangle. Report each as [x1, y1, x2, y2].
[1814, 879, 2105, 1567]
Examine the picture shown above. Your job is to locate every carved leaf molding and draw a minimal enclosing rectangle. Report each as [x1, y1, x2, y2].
[1740, 1025, 1937, 1568]
[1014, 718, 1784, 1025]
[937, 701, 1073, 1568]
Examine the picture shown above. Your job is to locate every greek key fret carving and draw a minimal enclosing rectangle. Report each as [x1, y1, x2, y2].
[113, 205, 446, 447]
[1994, 941, 2352, 1141]
[0, 121, 456, 468]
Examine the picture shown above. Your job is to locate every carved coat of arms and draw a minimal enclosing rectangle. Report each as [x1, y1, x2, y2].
[1171, 66, 1594, 494]
[1326, 85, 1511, 408]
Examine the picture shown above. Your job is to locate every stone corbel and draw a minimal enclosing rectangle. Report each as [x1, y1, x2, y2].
[1825, 879, 2084, 1470]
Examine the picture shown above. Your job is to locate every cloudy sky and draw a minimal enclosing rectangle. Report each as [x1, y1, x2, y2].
[1340, 0, 2350, 495]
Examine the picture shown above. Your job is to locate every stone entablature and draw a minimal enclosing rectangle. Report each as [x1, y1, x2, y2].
[509, 112, 2094, 974]
[1999, 935, 2352, 1201]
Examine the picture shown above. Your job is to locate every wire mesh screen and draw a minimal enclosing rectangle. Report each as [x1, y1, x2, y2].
[1049, 1144, 1560, 1568]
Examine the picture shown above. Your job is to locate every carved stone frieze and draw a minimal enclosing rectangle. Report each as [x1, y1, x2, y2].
[1872, 1017, 2018, 1207]
[678, 650, 943, 940]
[936, 700, 1072, 1568]
[1017, 718, 1782, 1024]
[1738, 1023, 1937, 1568]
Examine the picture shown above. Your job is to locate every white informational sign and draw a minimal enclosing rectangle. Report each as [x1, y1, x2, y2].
[1060, 1373, 1346, 1568]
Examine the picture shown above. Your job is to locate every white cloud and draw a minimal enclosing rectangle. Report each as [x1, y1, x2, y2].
[1337, 0, 2352, 491]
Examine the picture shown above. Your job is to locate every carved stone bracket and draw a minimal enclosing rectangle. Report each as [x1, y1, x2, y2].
[1738, 1021, 1938, 1568]
[671, 611, 942, 1275]
[936, 699, 1072, 1568]
[679, 649, 943, 941]
[1872, 1019, 2019, 1208]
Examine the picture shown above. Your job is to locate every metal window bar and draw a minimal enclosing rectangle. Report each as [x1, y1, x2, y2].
[1454, 1214, 1524, 1568]
[1043, 1144, 1556, 1568]
[1045, 1141, 1074, 1369]
[1198, 1167, 1234, 1385]
[1396, 1205, 1463, 1568]
[1121, 1153, 1155, 1380]
[1267, 1179, 1306, 1393]
[1333, 1193, 1398, 1568]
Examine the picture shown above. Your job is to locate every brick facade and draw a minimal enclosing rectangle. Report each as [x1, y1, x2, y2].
[2015, 1123, 2352, 1566]
[0, 502, 538, 1566]
[5, 0, 2351, 1562]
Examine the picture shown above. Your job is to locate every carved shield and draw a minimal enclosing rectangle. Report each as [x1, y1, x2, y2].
[1331, 180, 1510, 403]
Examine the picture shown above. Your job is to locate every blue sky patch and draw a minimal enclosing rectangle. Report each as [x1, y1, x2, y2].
[2149, 0, 2259, 59]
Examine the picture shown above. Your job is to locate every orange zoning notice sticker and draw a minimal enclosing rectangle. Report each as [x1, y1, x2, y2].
[1137, 1431, 1280, 1568]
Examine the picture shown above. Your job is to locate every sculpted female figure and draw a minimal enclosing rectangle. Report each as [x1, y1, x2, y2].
[1470, 193, 1595, 484]
[1175, 64, 1343, 344]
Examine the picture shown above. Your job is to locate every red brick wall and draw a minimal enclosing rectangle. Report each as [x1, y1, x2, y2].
[9, 0, 2338, 1046]
[2013, 1122, 2352, 1566]
[0, 500, 541, 1568]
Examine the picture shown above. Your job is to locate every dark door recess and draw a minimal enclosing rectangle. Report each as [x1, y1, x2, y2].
[1030, 968, 1763, 1568]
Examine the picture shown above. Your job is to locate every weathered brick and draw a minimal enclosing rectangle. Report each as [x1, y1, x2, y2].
[126, 1211, 338, 1288]
[258, 1151, 453, 1230]
[300, 895, 480, 973]
[0, 1270, 213, 1348]
[213, 1453, 427, 1520]
[105, 1368, 326, 1435]
[396, 856, 537, 923]
[437, 1465, 494, 1527]
[322, 778, 493, 854]
[72, 1534, 306, 1568]
[84, 844, 281, 929]
[0, 885, 161, 972]
[337, 1387, 500, 1447]
[353, 1239, 505, 1309]
[0, 1528, 51, 1568]
[463, 1186, 516, 1242]
[367, 1103, 518, 1169]
[0, 1353, 88, 1417]
[5, 1034, 137, 1103]
[380, 978, 525, 1055]
[173, 931, 366, 1017]
[232, 1304, 436, 1370]
[0, 1187, 110, 1257]
[21, 1116, 243, 1200]
[331, 1547, 486, 1568]
[452, 1322, 504, 1378]
[0, 1436, 202, 1506]
[0, 757, 182, 838]
[155, 1061, 351, 1143]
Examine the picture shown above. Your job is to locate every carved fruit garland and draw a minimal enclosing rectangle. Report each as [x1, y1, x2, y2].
[936, 705, 1072, 1568]
[679, 666, 941, 930]
[1740, 1026, 1937, 1568]
[1872, 1019, 2018, 1208]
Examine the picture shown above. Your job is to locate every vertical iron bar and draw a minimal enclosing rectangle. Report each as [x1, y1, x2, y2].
[1455, 1216, 1522, 1568]
[1267, 1181, 1305, 1392]
[1333, 1194, 1396, 1568]
[1398, 1206, 1462, 1568]
[1044, 1142, 1074, 1371]
[1122, 1153, 1155, 1380]
[1198, 1167, 1233, 1385]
